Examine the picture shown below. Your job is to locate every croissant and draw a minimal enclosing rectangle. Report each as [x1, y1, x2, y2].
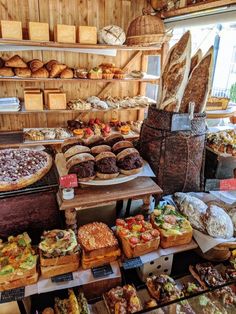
[31, 67, 49, 78]
[14, 67, 31, 78]
[5, 55, 27, 68]
[28, 59, 44, 72]
[0, 67, 14, 77]
[49, 63, 67, 78]
[60, 68, 74, 79]
[45, 59, 59, 71]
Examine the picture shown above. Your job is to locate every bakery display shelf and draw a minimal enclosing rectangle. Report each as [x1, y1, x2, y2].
[0, 75, 160, 83]
[0, 38, 162, 51]
[206, 105, 236, 119]
[160, 0, 235, 18]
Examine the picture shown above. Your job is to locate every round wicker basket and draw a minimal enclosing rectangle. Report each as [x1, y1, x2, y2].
[126, 10, 171, 46]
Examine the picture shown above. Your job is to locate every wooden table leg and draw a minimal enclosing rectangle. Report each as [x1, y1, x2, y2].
[141, 195, 151, 215]
[65, 208, 77, 233]
[125, 199, 132, 217]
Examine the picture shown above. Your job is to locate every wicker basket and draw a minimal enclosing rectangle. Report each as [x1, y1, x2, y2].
[126, 9, 172, 46]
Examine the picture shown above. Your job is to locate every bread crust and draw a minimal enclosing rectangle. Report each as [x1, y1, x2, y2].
[84, 135, 104, 147]
[61, 138, 84, 152]
[31, 67, 49, 78]
[0, 151, 52, 192]
[50, 63, 67, 78]
[64, 145, 90, 159]
[41, 261, 79, 279]
[120, 168, 142, 175]
[95, 151, 116, 162]
[28, 59, 44, 72]
[66, 152, 95, 169]
[105, 133, 124, 146]
[5, 55, 27, 68]
[0, 272, 38, 292]
[14, 67, 32, 78]
[82, 253, 119, 270]
[91, 145, 111, 155]
[112, 140, 133, 153]
[0, 67, 14, 77]
[96, 172, 119, 179]
[60, 68, 74, 79]
[116, 147, 139, 161]
[40, 250, 80, 267]
[0, 264, 37, 284]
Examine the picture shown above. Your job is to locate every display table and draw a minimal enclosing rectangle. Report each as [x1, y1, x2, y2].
[57, 177, 162, 232]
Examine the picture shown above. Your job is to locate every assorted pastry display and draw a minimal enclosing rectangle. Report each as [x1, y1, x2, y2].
[63, 136, 143, 181]
[77, 222, 121, 269]
[0, 148, 52, 192]
[207, 129, 236, 156]
[115, 214, 160, 258]
[157, 31, 213, 113]
[39, 229, 80, 278]
[104, 285, 143, 314]
[0, 232, 38, 291]
[67, 95, 151, 111]
[174, 193, 235, 239]
[0, 56, 147, 81]
[24, 128, 72, 142]
[150, 204, 193, 248]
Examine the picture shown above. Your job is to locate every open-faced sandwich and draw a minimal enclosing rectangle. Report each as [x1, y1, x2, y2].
[104, 284, 142, 314]
[116, 215, 160, 258]
[39, 229, 80, 278]
[54, 289, 90, 314]
[150, 204, 193, 248]
[0, 232, 38, 291]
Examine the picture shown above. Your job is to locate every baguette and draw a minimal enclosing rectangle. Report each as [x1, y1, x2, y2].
[180, 47, 214, 113]
[0, 272, 38, 292]
[190, 49, 202, 75]
[41, 261, 79, 279]
[158, 31, 191, 112]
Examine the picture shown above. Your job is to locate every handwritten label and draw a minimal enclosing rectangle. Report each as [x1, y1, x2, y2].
[123, 257, 143, 270]
[0, 287, 25, 303]
[51, 272, 73, 283]
[171, 114, 191, 132]
[92, 264, 113, 279]
[205, 178, 236, 191]
[60, 174, 78, 188]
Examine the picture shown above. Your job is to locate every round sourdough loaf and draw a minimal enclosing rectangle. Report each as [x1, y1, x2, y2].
[98, 25, 126, 45]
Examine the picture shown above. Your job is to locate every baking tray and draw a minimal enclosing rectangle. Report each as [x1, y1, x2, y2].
[0, 165, 59, 199]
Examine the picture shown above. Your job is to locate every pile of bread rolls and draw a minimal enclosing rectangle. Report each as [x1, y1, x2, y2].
[0, 55, 73, 78]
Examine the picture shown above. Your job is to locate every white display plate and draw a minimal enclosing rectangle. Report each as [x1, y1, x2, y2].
[80, 172, 139, 186]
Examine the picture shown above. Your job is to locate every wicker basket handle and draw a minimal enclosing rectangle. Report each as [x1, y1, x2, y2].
[142, 2, 156, 16]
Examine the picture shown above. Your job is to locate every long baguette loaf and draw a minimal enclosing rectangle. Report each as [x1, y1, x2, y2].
[189, 49, 202, 75]
[180, 47, 214, 113]
[158, 31, 191, 112]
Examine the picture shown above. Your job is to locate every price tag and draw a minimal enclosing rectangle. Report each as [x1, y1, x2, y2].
[205, 179, 219, 191]
[60, 174, 78, 188]
[171, 114, 191, 132]
[220, 179, 236, 191]
[51, 272, 73, 283]
[92, 264, 113, 279]
[0, 287, 25, 303]
[123, 257, 143, 270]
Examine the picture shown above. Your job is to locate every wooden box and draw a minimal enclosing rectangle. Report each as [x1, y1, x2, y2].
[1, 20, 22, 40]
[54, 24, 76, 43]
[48, 93, 66, 110]
[24, 92, 44, 111]
[78, 26, 97, 44]
[29, 22, 49, 41]
[43, 88, 60, 106]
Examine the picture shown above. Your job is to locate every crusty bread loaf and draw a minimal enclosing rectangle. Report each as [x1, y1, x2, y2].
[40, 250, 80, 267]
[158, 31, 191, 111]
[189, 49, 202, 75]
[0, 272, 38, 292]
[180, 47, 214, 113]
[41, 261, 79, 279]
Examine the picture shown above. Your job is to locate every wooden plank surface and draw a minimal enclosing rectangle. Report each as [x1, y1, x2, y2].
[57, 177, 163, 210]
[161, 0, 236, 18]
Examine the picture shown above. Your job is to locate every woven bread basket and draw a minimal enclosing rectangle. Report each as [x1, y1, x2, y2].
[126, 9, 171, 46]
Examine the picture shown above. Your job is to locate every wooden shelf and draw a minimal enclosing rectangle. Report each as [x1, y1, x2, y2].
[0, 106, 148, 115]
[161, 0, 236, 18]
[0, 75, 159, 83]
[0, 38, 162, 51]
[206, 105, 236, 119]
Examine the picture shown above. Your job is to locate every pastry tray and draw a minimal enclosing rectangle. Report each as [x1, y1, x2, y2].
[23, 128, 73, 143]
[0, 165, 59, 199]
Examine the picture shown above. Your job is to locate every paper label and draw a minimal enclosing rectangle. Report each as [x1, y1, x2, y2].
[171, 114, 191, 132]
[60, 174, 78, 188]
[92, 264, 113, 278]
[0, 287, 25, 303]
[220, 178, 236, 190]
[51, 272, 73, 283]
[123, 257, 143, 270]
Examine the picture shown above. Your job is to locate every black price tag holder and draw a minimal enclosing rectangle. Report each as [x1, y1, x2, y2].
[171, 113, 191, 132]
[92, 264, 113, 279]
[123, 257, 143, 270]
[0, 287, 25, 303]
[51, 272, 73, 283]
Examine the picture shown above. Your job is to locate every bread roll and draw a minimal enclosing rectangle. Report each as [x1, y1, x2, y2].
[31, 67, 49, 78]
[28, 59, 44, 72]
[14, 67, 31, 78]
[5, 55, 27, 68]
[60, 68, 74, 79]
[180, 47, 213, 113]
[0, 67, 14, 77]
[50, 64, 67, 78]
